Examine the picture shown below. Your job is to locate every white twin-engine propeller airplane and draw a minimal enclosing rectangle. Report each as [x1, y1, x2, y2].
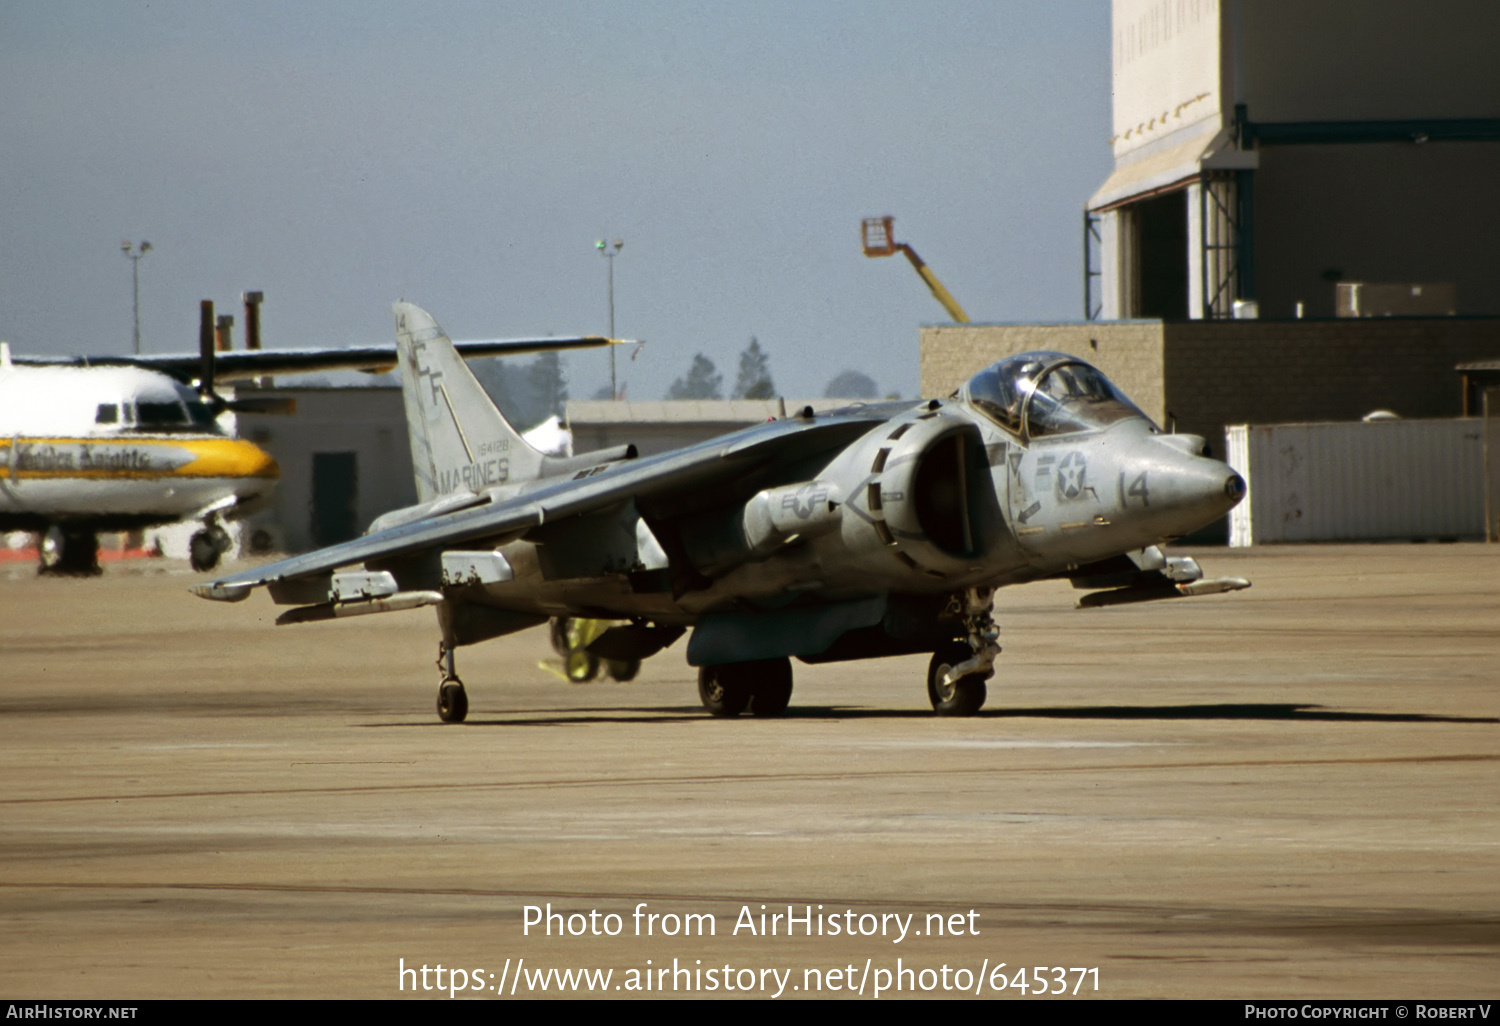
[0, 304, 619, 574]
[194, 302, 1251, 721]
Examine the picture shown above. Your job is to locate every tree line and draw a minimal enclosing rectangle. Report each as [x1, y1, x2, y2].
[470, 339, 892, 430]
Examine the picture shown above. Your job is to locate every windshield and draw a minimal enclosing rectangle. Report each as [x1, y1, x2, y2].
[960, 352, 1153, 438]
[129, 400, 224, 435]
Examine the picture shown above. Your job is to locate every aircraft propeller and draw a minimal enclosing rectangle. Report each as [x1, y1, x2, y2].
[197, 300, 296, 416]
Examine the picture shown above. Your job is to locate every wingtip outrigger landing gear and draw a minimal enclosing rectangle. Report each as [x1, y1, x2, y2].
[927, 587, 1001, 716]
[435, 642, 468, 723]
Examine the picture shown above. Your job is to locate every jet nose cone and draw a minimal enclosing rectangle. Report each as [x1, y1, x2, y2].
[1140, 444, 1247, 538]
[1174, 462, 1246, 519]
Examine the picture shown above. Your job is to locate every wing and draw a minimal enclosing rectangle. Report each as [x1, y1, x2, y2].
[14, 337, 628, 383]
[192, 407, 897, 602]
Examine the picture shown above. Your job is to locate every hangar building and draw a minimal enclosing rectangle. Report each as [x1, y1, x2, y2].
[1085, 0, 1499, 321]
[236, 386, 414, 554]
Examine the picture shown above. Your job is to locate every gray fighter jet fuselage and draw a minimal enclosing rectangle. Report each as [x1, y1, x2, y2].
[195, 304, 1248, 721]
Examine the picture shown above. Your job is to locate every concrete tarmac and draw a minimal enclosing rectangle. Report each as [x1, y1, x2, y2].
[1, 545, 1496, 1000]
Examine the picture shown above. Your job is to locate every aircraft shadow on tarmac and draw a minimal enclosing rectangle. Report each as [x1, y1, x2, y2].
[365, 703, 1499, 728]
[981, 703, 1499, 724]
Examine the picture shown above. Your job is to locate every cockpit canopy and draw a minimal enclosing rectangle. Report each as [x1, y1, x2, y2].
[97, 398, 221, 433]
[959, 351, 1154, 439]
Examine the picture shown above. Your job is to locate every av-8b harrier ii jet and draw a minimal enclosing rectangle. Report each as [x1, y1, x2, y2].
[195, 303, 1249, 721]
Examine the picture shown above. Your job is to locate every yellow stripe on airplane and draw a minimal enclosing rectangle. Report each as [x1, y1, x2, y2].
[177, 438, 281, 479]
[0, 437, 279, 481]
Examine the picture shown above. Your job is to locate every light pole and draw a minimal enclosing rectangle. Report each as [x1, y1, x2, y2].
[595, 237, 623, 398]
[121, 240, 152, 354]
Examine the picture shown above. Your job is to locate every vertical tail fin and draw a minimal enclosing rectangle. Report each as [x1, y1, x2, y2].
[393, 302, 548, 502]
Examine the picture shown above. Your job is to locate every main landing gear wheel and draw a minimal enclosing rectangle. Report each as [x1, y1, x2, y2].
[698, 658, 794, 718]
[748, 657, 793, 717]
[437, 679, 469, 723]
[38, 526, 101, 577]
[698, 664, 751, 717]
[927, 640, 987, 717]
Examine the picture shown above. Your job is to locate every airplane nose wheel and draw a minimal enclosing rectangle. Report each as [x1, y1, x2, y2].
[927, 642, 987, 716]
[927, 587, 1000, 716]
[435, 643, 468, 723]
[189, 519, 231, 572]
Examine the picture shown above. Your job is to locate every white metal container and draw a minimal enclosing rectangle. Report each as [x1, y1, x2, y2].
[1227, 420, 1485, 545]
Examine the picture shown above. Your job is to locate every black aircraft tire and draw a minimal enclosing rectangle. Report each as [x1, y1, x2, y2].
[606, 659, 641, 682]
[189, 530, 221, 572]
[698, 665, 751, 717]
[927, 641, 987, 717]
[40, 527, 102, 577]
[437, 681, 469, 723]
[748, 658, 794, 717]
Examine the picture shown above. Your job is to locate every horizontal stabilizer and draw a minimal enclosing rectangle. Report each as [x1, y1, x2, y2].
[542, 444, 638, 479]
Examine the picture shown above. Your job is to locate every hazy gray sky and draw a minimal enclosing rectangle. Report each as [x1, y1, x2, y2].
[1, 0, 1111, 401]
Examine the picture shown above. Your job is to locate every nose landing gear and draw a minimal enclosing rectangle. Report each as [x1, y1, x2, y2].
[189, 517, 232, 572]
[927, 642, 988, 715]
[927, 587, 1000, 716]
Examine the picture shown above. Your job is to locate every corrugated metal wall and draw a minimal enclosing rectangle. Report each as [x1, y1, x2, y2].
[1227, 420, 1485, 545]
